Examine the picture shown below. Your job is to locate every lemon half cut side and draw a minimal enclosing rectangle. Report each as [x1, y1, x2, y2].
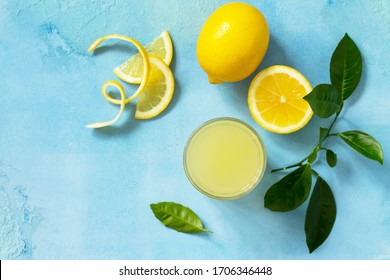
[248, 65, 313, 134]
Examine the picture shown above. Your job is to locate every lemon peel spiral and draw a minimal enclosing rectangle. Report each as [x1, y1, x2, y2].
[86, 34, 150, 128]
[85, 80, 126, 128]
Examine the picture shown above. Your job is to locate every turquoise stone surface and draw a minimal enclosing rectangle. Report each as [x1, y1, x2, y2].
[0, 0, 389, 259]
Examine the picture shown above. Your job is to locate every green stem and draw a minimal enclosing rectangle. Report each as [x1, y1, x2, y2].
[327, 102, 343, 136]
[270, 155, 309, 173]
[271, 103, 343, 173]
[271, 145, 321, 173]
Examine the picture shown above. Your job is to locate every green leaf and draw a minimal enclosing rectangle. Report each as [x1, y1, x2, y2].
[330, 33, 362, 100]
[304, 84, 342, 118]
[338, 130, 384, 164]
[326, 149, 337, 168]
[150, 202, 212, 233]
[319, 127, 329, 144]
[264, 164, 312, 212]
[305, 176, 337, 253]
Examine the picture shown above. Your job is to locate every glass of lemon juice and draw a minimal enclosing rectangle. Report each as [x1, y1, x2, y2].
[184, 118, 267, 200]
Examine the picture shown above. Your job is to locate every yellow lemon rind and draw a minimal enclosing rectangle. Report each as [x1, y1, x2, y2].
[86, 34, 150, 128]
[86, 81, 127, 128]
[196, 2, 269, 84]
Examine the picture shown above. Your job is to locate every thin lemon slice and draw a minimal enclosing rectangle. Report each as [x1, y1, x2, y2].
[135, 55, 174, 119]
[114, 30, 173, 84]
[248, 65, 313, 134]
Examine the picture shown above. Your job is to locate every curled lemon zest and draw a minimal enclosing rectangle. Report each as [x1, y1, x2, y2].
[86, 80, 126, 128]
[86, 34, 151, 128]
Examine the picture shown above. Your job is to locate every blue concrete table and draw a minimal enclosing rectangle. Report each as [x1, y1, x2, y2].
[0, 0, 389, 259]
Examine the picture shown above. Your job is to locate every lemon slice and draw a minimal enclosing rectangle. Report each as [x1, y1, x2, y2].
[135, 55, 174, 119]
[114, 30, 173, 84]
[248, 65, 313, 134]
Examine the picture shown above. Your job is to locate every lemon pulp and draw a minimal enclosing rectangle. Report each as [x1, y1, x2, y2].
[184, 118, 266, 199]
[248, 65, 313, 134]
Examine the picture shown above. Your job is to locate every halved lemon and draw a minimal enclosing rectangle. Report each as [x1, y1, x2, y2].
[135, 55, 174, 119]
[248, 65, 313, 134]
[114, 30, 173, 84]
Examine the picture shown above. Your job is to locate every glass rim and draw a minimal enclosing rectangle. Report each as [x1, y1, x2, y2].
[183, 117, 267, 200]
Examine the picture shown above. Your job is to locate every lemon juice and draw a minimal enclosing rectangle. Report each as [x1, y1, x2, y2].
[184, 118, 266, 199]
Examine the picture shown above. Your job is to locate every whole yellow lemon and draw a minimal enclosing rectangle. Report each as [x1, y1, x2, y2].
[196, 2, 269, 84]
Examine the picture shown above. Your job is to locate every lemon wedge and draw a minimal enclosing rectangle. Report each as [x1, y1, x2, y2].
[248, 65, 313, 134]
[114, 30, 173, 84]
[135, 55, 174, 119]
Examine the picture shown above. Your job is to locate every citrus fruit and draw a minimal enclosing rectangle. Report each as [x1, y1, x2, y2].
[248, 65, 313, 134]
[196, 2, 269, 84]
[114, 30, 173, 84]
[135, 55, 174, 119]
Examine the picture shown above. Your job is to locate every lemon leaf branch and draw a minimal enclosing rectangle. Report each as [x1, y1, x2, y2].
[265, 33, 383, 253]
[271, 108, 341, 173]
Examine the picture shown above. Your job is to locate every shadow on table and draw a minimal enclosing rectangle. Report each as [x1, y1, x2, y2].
[91, 104, 141, 138]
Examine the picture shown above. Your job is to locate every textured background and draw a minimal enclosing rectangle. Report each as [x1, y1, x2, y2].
[0, 0, 389, 259]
